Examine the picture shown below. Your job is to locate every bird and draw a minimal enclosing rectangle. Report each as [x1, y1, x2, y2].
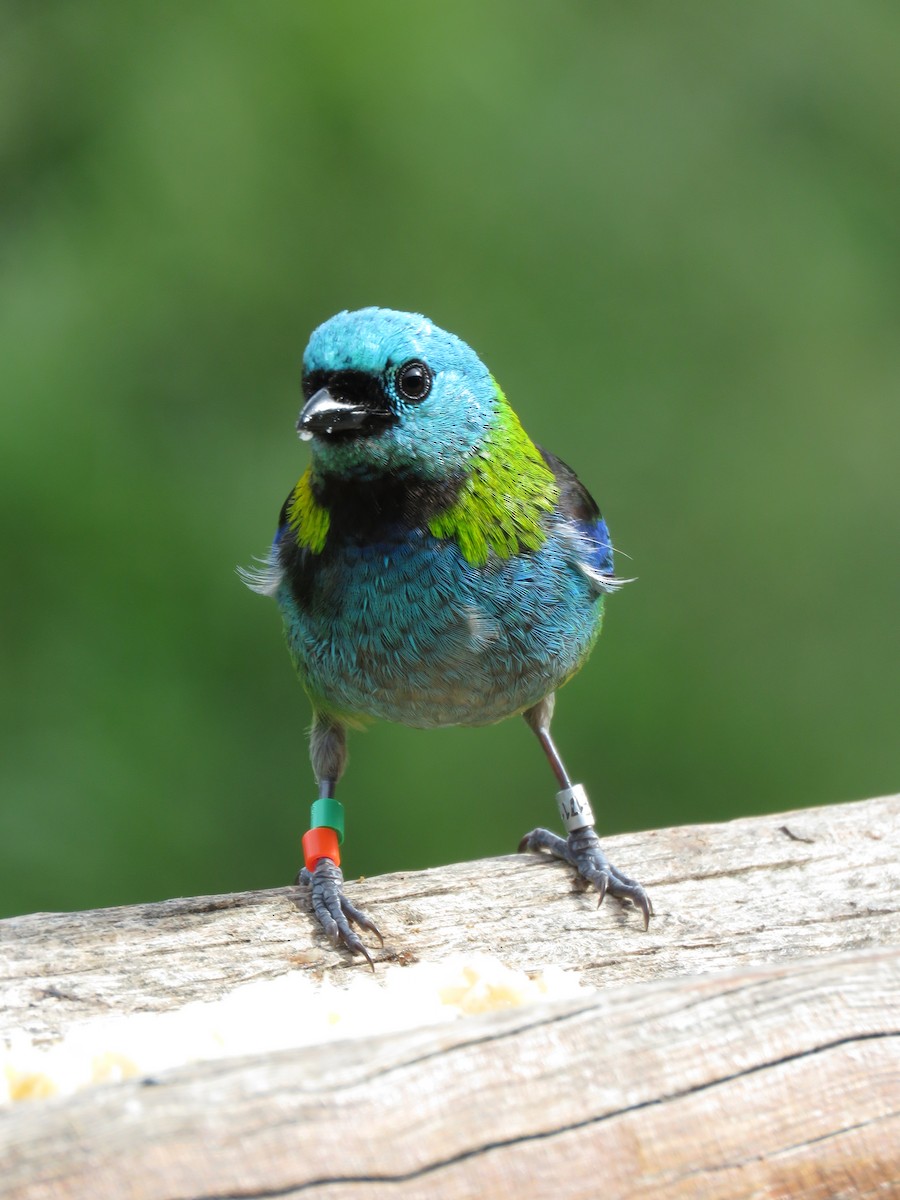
[242, 307, 651, 965]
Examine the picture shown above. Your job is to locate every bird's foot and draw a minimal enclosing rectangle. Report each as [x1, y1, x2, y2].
[297, 857, 383, 969]
[518, 824, 652, 929]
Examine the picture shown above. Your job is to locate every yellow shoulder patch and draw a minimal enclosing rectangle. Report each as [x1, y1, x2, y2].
[428, 386, 558, 566]
[286, 469, 330, 553]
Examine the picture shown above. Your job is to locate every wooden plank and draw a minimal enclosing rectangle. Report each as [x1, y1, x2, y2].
[1, 947, 897, 1199]
[1, 795, 898, 1045]
[1, 796, 898, 1198]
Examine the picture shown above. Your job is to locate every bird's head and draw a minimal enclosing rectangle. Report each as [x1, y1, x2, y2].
[298, 308, 497, 481]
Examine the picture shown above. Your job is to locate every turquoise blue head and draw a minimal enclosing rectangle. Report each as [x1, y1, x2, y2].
[298, 308, 497, 479]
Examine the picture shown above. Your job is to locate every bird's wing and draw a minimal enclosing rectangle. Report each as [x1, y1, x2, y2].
[537, 447, 628, 594]
[236, 492, 294, 597]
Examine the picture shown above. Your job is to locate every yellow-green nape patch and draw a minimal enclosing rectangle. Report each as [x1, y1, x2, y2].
[287, 469, 330, 553]
[429, 385, 559, 565]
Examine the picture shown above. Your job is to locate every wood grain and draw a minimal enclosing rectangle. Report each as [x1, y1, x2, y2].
[1, 795, 898, 1198]
[2, 795, 897, 1045]
[2, 948, 897, 1199]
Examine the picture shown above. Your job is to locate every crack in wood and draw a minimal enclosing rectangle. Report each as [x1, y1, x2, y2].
[663, 1109, 900, 1184]
[186, 1030, 900, 1200]
[3, 797, 898, 1199]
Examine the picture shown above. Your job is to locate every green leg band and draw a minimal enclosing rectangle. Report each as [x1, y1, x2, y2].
[310, 797, 345, 844]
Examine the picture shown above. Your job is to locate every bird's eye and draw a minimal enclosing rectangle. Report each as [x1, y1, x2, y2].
[395, 360, 432, 402]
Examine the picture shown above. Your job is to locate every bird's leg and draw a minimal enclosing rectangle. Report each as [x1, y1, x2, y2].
[296, 714, 383, 967]
[518, 697, 652, 928]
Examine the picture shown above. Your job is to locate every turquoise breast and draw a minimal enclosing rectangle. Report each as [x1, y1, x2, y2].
[277, 523, 602, 728]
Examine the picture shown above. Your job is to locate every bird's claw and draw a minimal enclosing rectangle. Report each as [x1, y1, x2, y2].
[519, 825, 653, 929]
[297, 857, 383, 969]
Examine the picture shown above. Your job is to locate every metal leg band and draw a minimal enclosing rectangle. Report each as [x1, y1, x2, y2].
[556, 784, 594, 832]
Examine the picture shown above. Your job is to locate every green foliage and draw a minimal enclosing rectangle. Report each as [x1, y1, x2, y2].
[1, 1, 898, 916]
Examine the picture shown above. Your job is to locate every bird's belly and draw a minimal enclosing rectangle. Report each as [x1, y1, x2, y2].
[279, 537, 601, 728]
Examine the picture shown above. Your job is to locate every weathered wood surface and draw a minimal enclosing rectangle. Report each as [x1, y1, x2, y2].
[1, 795, 899, 1199]
[2, 948, 898, 1199]
[2, 795, 897, 1045]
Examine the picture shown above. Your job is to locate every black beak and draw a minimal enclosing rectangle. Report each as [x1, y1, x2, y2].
[297, 386, 395, 440]
[297, 388, 369, 439]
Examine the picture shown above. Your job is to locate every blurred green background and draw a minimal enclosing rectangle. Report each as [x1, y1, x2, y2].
[1, 2, 897, 918]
